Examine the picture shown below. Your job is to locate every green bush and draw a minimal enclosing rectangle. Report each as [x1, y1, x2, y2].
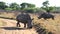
[23, 8, 35, 13]
[5, 8, 13, 11]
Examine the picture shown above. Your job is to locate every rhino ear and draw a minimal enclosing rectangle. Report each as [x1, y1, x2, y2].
[32, 18, 34, 20]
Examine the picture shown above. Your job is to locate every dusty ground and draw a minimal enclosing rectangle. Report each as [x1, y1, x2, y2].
[0, 18, 38, 34]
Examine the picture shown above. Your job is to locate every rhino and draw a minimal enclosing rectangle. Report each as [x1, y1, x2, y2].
[16, 13, 33, 28]
[38, 13, 54, 20]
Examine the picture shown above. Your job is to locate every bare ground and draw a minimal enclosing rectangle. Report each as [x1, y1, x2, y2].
[0, 18, 38, 34]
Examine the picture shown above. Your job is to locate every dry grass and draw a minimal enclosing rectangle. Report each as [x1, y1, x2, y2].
[32, 14, 60, 34]
[0, 18, 7, 26]
[0, 12, 60, 34]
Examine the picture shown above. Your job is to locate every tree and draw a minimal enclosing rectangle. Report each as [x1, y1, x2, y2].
[20, 3, 28, 9]
[20, 3, 35, 10]
[27, 4, 35, 8]
[10, 3, 20, 10]
[42, 1, 54, 13]
[0, 2, 8, 9]
[42, 1, 49, 7]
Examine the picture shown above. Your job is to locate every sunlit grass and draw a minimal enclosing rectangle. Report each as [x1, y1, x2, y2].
[0, 18, 6, 26]
[32, 14, 60, 34]
[0, 12, 60, 34]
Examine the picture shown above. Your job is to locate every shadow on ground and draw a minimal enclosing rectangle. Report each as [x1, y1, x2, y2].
[0, 27, 28, 30]
[0, 16, 16, 20]
[33, 23, 54, 34]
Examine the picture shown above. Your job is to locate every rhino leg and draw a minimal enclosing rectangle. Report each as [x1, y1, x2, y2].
[17, 21, 20, 27]
[24, 23, 26, 28]
[44, 18, 47, 20]
[52, 17, 54, 20]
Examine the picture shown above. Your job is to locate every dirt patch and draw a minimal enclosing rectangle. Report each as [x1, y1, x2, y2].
[0, 18, 38, 34]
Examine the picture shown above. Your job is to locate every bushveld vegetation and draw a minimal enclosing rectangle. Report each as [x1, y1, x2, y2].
[0, 12, 60, 34]
[0, 0, 60, 34]
[0, 1, 60, 13]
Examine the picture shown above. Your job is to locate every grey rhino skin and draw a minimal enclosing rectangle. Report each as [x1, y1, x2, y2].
[38, 13, 54, 20]
[16, 13, 33, 28]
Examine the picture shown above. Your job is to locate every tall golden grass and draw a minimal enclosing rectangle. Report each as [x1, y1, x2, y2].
[0, 12, 60, 34]
[31, 14, 60, 34]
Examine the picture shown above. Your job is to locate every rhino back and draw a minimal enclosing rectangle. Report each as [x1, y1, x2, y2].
[16, 13, 32, 23]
